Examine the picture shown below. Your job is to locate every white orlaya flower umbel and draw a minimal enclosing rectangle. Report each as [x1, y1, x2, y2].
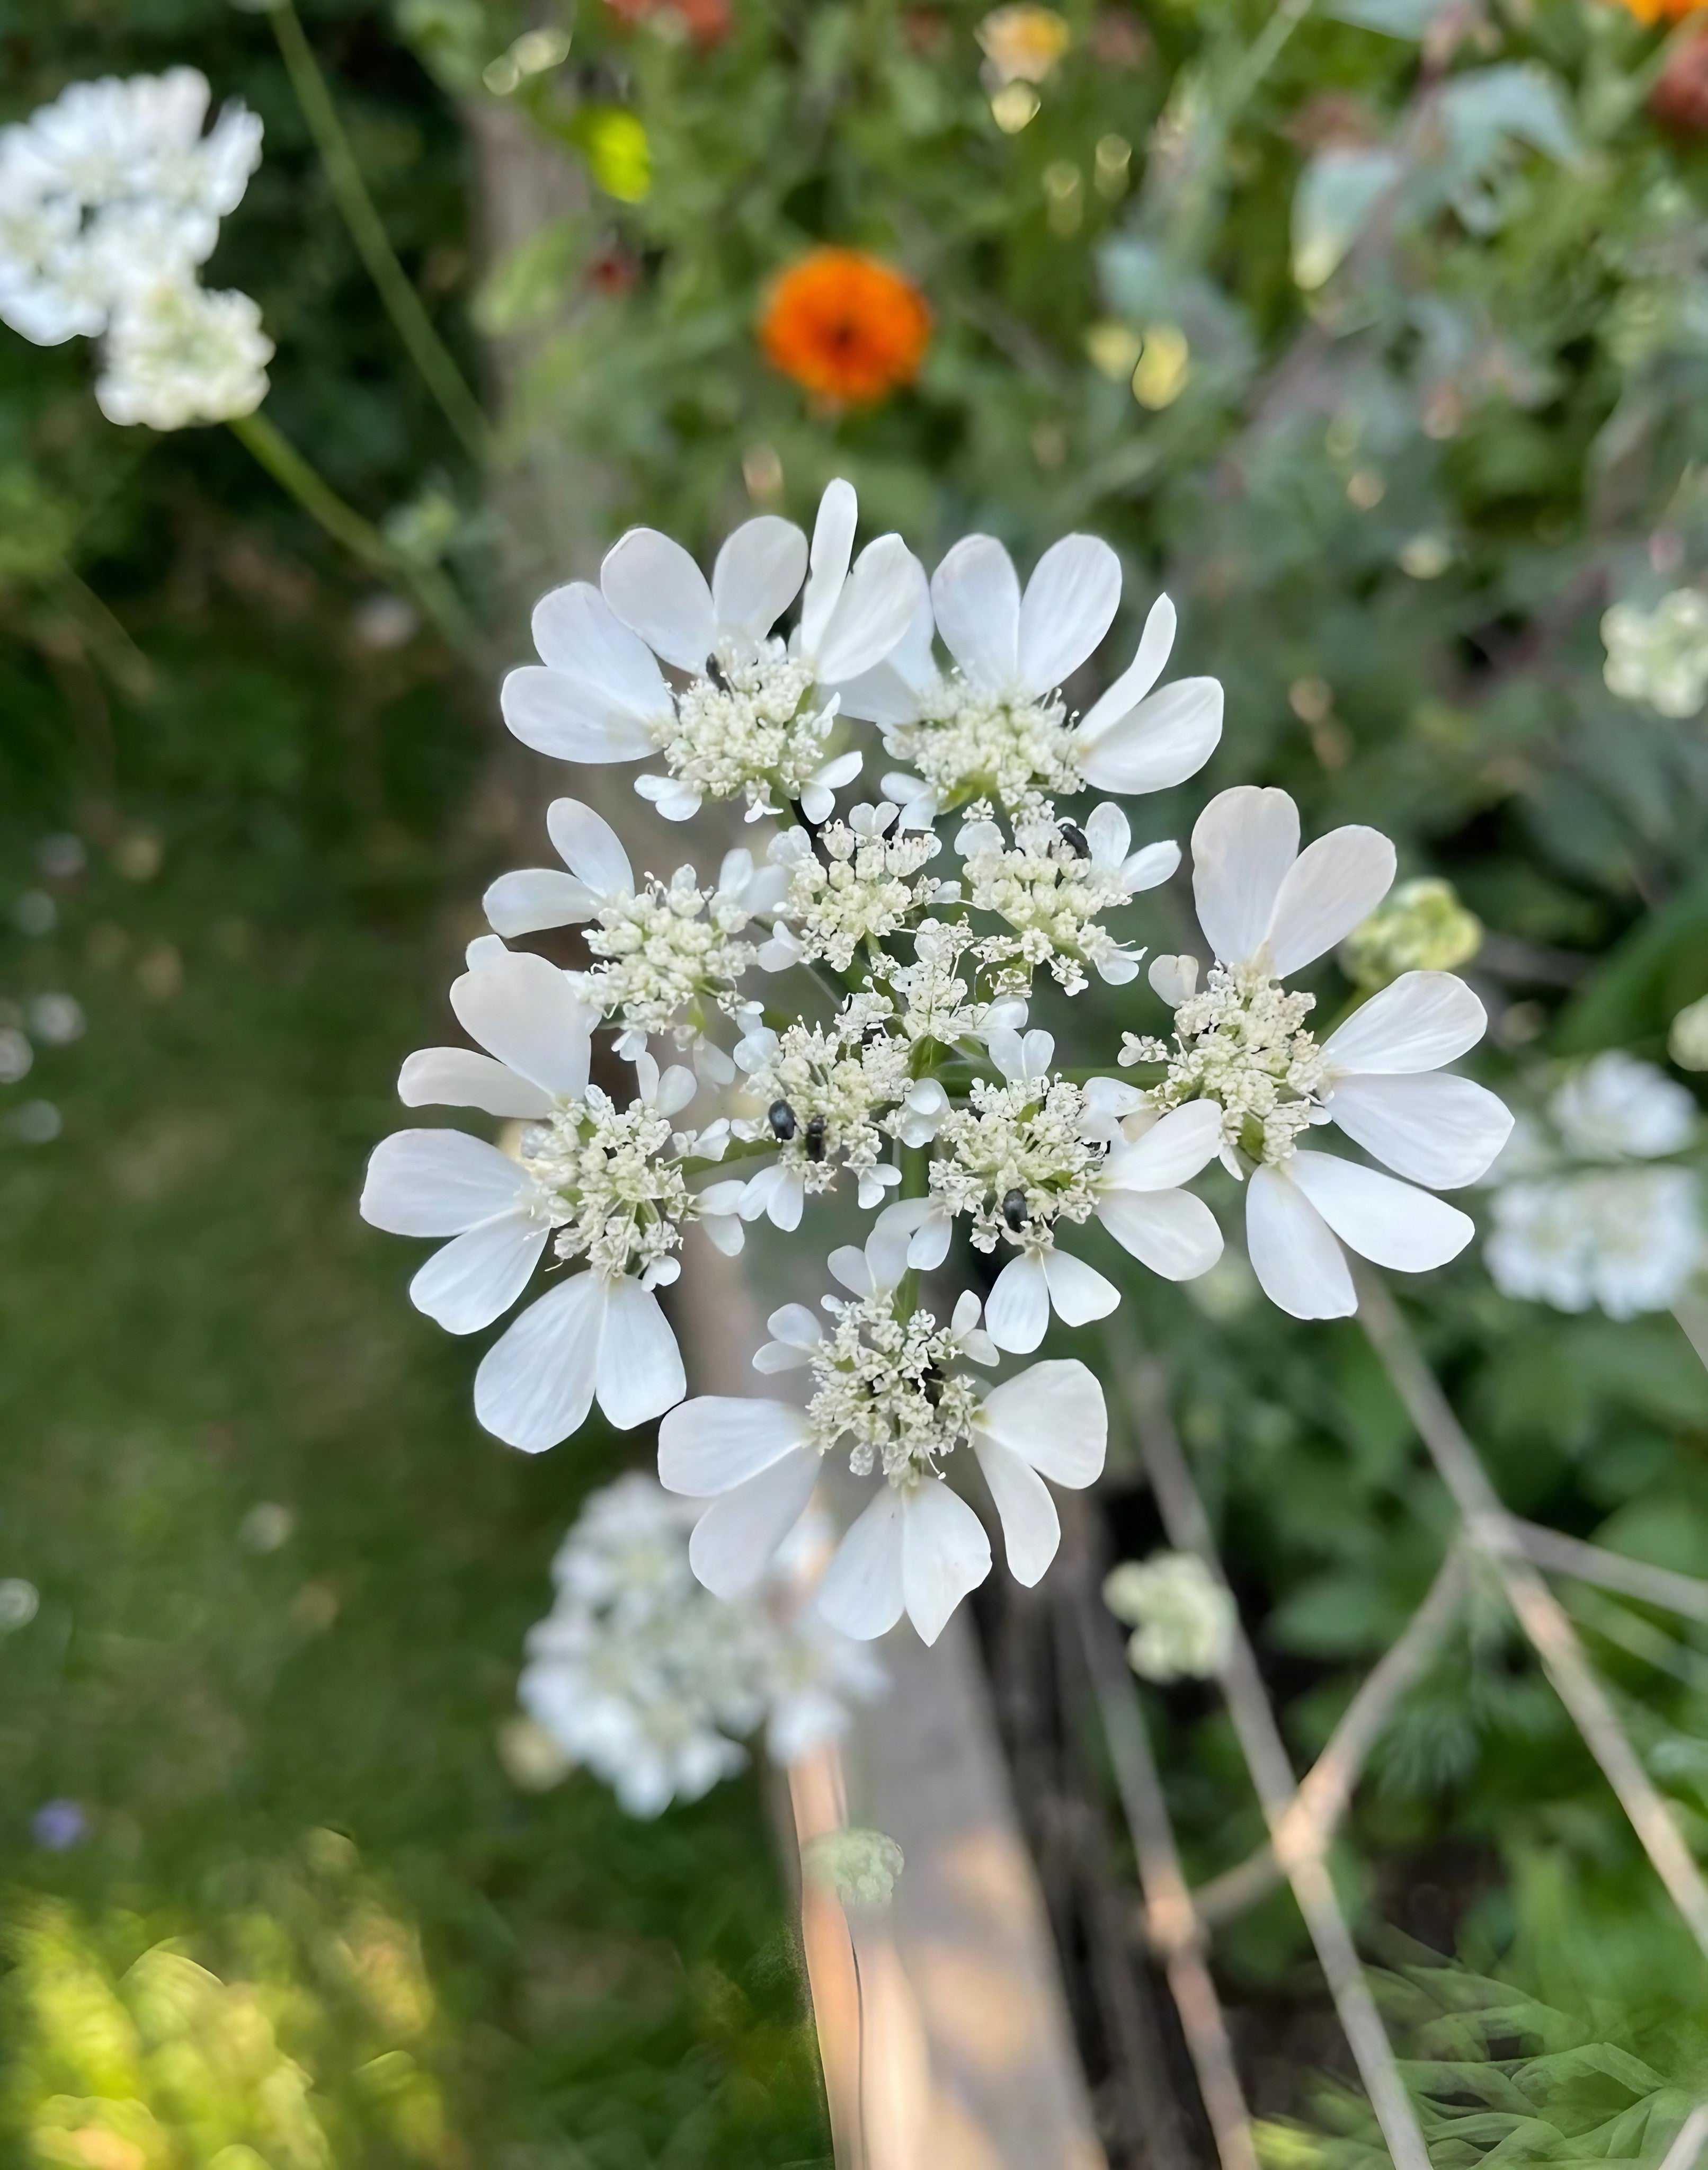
[658, 1335, 1106, 1645]
[363, 946, 686, 1448]
[1185, 786, 1514, 1320]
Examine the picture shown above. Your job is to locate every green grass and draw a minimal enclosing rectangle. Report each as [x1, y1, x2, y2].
[0, 600, 830, 2165]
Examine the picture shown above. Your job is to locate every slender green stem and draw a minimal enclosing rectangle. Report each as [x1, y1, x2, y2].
[227, 410, 482, 659]
[266, 0, 493, 464]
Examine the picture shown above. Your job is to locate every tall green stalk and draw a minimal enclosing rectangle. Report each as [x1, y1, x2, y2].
[265, 0, 494, 465]
[228, 410, 482, 660]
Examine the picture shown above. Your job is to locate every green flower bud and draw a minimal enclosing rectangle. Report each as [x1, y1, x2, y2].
[1669, 993, 1708, 1073]
[1339, 877, 1482, 991]
[802, 1827, 904, 1911]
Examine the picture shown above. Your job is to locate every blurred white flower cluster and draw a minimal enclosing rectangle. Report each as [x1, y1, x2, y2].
[0, 69, 270, 429]
[1485, 1051, 1703, 1318]
[518, 1473, 884, 1818]
[1601, 590, 1708, 719]
[1103, 1551, 1234, 1681]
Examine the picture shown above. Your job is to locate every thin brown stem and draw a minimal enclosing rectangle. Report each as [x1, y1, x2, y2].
[1196, 1546, 1467, 1927]
[1075, 1578, 1260, 2170]
[1109, 1339, 1432, 2170]
[1355, 1266, 1708, 1964]
[1512, 1519, 1708, 1626]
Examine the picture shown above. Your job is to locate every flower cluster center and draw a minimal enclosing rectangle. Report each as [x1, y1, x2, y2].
[887, 677, 1082, 812]
[661, 645, 828, 813]
[805, 1291, 980, 1484]
[520, 1094, 695, 1283]
[582, 870, 754, 1040]
[1129, 964, 1329, 1167]
[931, 1075, 1103, 1251]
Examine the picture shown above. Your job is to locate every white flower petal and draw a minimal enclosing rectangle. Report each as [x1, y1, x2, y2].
[817, 1487, 906, 1640]
[1042, 1248, 1121, 1326]
[687, 1448, 820, 1598]
[1191, 786, 1301, 968]
[1077, 677, 1224, 796]
[740, 1160, 805, 1230]
[834, 593, 937, 724]
[901, 1482, 992, 1644]
[450, 949, 595, 1101]
[658, 1395, 812, 1494]
[976, 1358, 1107, 1487]
[972, 1437, 1061, 1588]
[1084, 800, 1132, 867]
[500, 665, 661, 762]
[1076, 593, 1177, 736]
[799, 479, 858, 660]
[878, 1196, 954, 1270]
[595, 1276, 687, 1430]
[601, 527, 717, 670]
[1327, 1073, 1514, 1189]
[1095, 1186, 1224, 1280]
[1104, 1099, 1225, 1189]
[504, 583, 670, 759]
[546, 796, 635, 897]
[1321, 971, 1488, 1075]
[1119, 839, 1181, 894]
[1246, 1163, 1357, 1319]
[409, 1209, 549, 1333]
[767, 1301, 825, 1349]
[397, 1048, 553, 1119]
[483, 868, 599, 937]
[711, 514, 808, 639]
[985, 1251, 1051, 1352]
[1017, 534, 1121, 696]
[360, 1128, 527, 1235]
[474, 1271, 605, 1452]
[931, 534, 1021, 692]
[813, 536, 929, 683]
[1287, 1150, 1475, 1274]
[1265, 826, 1396, 979]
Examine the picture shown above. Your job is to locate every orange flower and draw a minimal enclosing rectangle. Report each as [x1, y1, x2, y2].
[1617, 0, 1707, 21]
[759, 250, 931, 405]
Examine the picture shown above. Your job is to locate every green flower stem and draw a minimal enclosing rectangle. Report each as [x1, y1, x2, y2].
[227, 410, 481, 660]
[265, 0, 493, 465]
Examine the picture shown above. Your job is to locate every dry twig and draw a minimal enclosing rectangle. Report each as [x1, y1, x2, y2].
[1355, 1266, 1708, 1964]
[1071, 1557, 1259, 2170]
[1196, 1546, 1467, 1926]
[1110, 1340, 1433, 2170]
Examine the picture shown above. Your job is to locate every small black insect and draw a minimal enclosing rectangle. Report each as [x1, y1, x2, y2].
[1057, 821, 1091, 859]
[921, 1364, 945, 1408]
[768, 1099, 797, 1141]
[804, 1113, 828, 1163]
[706, 654, 731, 691]
[1002, 1187, 1029, 1231]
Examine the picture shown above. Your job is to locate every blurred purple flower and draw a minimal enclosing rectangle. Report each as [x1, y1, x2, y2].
[32, 1799, 87, 1850]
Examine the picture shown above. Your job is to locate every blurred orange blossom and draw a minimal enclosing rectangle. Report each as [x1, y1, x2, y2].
[759, 250, 931, 405]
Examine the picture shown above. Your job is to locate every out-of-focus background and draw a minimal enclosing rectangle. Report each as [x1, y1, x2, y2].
[6, 0, 1708, 2163]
